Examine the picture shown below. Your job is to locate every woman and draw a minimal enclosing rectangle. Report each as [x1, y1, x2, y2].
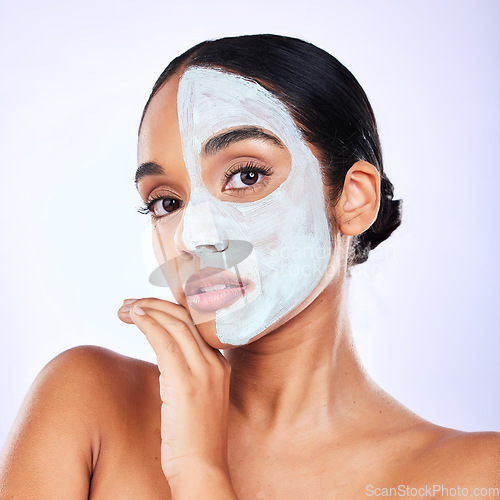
[1, 34, 498, 499]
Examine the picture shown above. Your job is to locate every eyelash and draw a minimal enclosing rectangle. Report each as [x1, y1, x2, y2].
[223, 161, 273, 191]
[136, 161, 274, 220]
[137, 193, 183, 221]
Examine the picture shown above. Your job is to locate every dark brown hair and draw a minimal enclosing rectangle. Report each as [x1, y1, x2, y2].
[141, 34, 402, 266]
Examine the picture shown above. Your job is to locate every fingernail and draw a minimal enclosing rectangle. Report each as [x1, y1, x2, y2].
[123, 299, 137, 305]
[133, 306, 146, 315]
[122, 305, 133, 312]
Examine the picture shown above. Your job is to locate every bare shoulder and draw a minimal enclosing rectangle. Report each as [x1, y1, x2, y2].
[48, 344, 160, 398]
[370, 395, 499, 495]
[44, 343, 159, 383]
[0, 345, 160, 498]
[429, 428, 500, 480]
[20, 345, 160, 428]
[400, 425, 500, 495]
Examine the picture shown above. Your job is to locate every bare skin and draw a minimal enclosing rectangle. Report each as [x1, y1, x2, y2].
[1, 70, 499, 499]
[1, 305, 498, 499]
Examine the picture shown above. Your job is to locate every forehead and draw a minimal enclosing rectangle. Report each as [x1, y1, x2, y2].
[176, 67, 299, 147]
[139, 67, 302, 153]
[138, 73, 183, 168]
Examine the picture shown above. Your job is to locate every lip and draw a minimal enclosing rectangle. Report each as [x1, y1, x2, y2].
[184, 267, 251, 313]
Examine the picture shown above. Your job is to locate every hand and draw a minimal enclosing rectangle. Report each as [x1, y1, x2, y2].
[117, 298, 234, 492]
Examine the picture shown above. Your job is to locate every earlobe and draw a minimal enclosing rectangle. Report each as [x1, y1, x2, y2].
[335, 161, 380, 236]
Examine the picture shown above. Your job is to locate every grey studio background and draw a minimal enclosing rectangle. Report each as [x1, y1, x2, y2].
[1, 0, 499, 447]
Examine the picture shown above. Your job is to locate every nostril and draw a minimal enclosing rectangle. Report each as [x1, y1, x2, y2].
[214, 240, 229, 252]
[195, 240, 229, 253]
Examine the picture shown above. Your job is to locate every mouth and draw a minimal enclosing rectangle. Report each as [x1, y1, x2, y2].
[184, 268, 251, 313]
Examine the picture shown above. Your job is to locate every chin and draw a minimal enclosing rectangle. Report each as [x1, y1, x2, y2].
[195, 302, 305, 350]
[196, 316, 275, 350]
[195, 320, 240, 350]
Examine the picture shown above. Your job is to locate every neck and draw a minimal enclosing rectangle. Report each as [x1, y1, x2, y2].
[223, 274, 372, 434]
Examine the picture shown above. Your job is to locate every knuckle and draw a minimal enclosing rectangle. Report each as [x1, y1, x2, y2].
[178, 308, 192, 322]
[209, 362, 227, 381]
[156, 335, 177, 355]
[164, 339, 177, 354]
[179, 323, 193, 336]
[195, 358, 212, 375]
[134, 297, 154, 307]
[212, 355, 231, 373]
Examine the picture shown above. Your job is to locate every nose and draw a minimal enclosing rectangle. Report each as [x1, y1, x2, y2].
[174, 200, 226, 256]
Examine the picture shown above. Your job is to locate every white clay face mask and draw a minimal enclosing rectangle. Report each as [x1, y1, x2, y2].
[153, 66, 333, 345]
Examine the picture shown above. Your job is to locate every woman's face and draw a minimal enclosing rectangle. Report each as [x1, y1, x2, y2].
[137, 67, 335, 348]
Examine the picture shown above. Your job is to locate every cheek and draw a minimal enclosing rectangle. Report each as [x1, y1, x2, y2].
[152, 215, 183, 261]
[232, 192, 299, 257]
[237, 171, 330, 285]
[152, 227, 164, 262]
[151, 220, 185, 297]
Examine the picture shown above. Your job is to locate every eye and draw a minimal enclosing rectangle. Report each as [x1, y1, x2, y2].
[226, 170, 261, 189]
[151, 197, 183, 217]
[223, 162, 273, 192]
[137, 194, 184, 220]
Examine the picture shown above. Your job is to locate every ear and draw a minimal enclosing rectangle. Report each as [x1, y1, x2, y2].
[334, 161, 380, 236]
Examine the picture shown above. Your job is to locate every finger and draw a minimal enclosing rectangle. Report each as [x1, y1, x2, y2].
[119, 298, 191, 323]
[129, 307, 190, 378]
[120, 298, 213, 356]
[117, 298, 141, 324]
[117, 307, 135, 324]
[140, 307, 212, 368]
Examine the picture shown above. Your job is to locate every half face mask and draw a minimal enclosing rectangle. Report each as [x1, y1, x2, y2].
[151, 67, 333, 345]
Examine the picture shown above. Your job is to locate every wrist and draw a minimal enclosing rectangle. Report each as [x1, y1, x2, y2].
[167, 458, 238, 500]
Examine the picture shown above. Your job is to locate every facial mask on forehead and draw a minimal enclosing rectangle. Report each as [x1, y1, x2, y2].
[159, 66, 332, 345]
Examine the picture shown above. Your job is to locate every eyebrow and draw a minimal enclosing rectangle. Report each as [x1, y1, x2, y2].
[135, 161, 165, 187]
[202, 126, 284, 156]
[135, 127, 284, 187]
